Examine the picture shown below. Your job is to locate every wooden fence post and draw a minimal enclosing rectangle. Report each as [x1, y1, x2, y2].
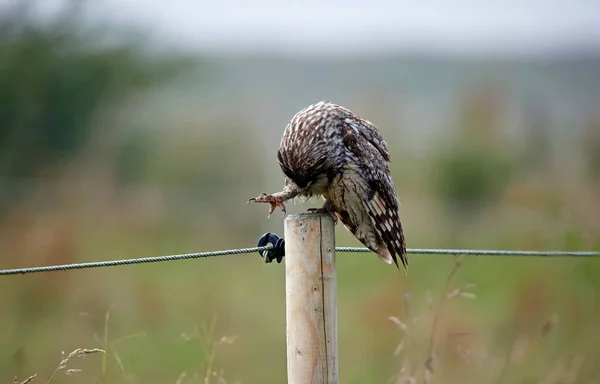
[284, 213, 338, 384]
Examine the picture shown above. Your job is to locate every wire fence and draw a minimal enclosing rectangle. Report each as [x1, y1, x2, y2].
[0, 245, 597, 276]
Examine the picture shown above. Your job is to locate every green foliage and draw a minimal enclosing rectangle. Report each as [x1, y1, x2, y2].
[0, 1, 191, 211]
[583, 116, 600, 182]
[431, 136, 514, 217]
[115, 132, 158, 184]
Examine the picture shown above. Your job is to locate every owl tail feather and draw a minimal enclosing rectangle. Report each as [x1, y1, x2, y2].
[376, 246, 408, 275]
[375, 247, 393, 265]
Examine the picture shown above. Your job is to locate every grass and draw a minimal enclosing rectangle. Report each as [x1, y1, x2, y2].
[390, 255, 478, 383]
[1, 144, 598, 383]
[180, 315, 238, 384]
[9, 315, 237, 383]
[2, 219, 599, 383]
[386, 253, 600, 384]
[13, 348, 105, 384]
[13, 248, 600, 384]
[8, 248, 599, 384]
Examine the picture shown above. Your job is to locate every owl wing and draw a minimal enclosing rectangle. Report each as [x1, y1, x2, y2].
[342, 120, 407, 270]
[343, 114, 391, 162]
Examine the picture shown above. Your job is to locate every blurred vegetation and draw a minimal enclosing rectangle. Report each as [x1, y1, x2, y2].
[0, 0, 192, 215]
[431, 88, 515, 222]
[584, 115, 600, 182]
[0, 2, 599, 383]
[431, 135, 514, 221]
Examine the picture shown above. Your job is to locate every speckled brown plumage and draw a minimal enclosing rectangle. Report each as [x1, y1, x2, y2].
[249, 101, 407, 271]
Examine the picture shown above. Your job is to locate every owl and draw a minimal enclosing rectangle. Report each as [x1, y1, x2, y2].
[249, 101, 407, 271]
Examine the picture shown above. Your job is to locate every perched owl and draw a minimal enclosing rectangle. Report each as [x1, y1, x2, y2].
[249, 101, 407, 271]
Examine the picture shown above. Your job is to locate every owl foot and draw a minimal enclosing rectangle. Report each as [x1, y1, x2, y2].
[306, 207, 338, 225]
[248, 193, 287, 217]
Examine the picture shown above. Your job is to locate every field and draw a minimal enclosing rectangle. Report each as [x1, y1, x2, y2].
[1, 10, 599, 381]
[1, 127, 599, 383]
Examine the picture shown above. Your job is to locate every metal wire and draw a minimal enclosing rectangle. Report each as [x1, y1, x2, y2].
[338, 247, 599, 257]
[0, 246, 597, 276]
[0, 246, 273, 276]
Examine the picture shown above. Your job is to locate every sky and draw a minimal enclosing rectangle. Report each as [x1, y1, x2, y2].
[12, 0, 600, 56]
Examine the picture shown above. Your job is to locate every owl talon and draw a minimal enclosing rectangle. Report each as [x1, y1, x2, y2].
[249, 193, 287, 217]
[248, 193, 268, 203]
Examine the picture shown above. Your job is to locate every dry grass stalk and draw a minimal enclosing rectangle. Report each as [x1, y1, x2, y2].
[496, 300, 561, 383]
[181, 315, 237, 384]
[456, 345, 486, 370]
[91, 309, 146, 380]
[101, 311, 110, 384]
[389, 316, 411, 337]
[201, 316, 219, 384]
[175, 371, 187, 384]
[424, 349, 438, 384]
[13, 374, 37, 384]
[445, 283, 476, 300]
[391, 288, 416, 383]
[392, 255, 478, 383]
[46, 348, 105, 384]
[425, 255, 470, 378]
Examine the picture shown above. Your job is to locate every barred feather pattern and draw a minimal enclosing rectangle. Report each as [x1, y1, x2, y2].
[274, 101, 407, 270]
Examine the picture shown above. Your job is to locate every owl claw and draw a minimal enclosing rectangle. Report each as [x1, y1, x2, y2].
[248, 193, 287, 217]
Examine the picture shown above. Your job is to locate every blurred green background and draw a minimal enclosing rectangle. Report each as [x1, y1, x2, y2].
[1, 1, 599, 383]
